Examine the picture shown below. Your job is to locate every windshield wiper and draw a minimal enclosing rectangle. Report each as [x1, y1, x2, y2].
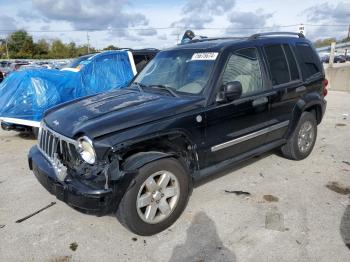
[132, 82, 147, 92]
[148, 84, 179, 97]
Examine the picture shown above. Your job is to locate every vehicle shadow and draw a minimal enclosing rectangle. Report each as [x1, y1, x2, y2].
[18, 132, 36, 140]
[168, 211, 236, 262]
[340, 203, 350, 249]
[194, 150, 280, 188]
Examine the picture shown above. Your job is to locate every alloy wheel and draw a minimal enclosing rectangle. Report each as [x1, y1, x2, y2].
[297, 120, 315, 153]
[136, 171, 180, 224]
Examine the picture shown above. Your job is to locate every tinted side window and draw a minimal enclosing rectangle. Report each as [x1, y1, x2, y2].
[222, 48, 263, 95]
[264, 45, 290, 86]
[283, 44, 300, 81]
[294, 43, 321, 79]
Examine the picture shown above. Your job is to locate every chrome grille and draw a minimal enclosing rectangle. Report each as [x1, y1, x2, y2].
[38, 124, 78, 162]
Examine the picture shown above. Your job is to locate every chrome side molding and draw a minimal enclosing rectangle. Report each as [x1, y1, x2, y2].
[211, 120, 289, 152]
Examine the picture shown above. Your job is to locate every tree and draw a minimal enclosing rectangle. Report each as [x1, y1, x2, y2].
[0, 30, 120, 59]
[34, 39, 50, 58]
[49, 39, 69, 58]
[67, 42, 77, 57]
[103, 45, 119, 50]
[314, 38, 337, 48]
[7, 30, 33, 57]
[76, 45, 96, 56]
[17, 36, 35, 58]
[0, 39, 7, 58]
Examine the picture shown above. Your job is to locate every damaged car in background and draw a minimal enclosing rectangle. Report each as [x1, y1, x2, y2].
[0, 49, 158, 136]
[28, 32, 327, 236]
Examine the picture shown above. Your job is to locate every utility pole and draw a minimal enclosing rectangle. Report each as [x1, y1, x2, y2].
[86, 31, 90, 54]
[345, 24, 350, 56]
[346, 15, 350, 56]
[329, 42, 336, 68]
[175, 28, 181, 44]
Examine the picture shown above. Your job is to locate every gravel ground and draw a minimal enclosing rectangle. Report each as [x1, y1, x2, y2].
[0, 91, 350, 262]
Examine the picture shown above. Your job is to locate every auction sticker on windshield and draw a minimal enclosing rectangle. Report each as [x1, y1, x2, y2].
[191, 52, 218, 61]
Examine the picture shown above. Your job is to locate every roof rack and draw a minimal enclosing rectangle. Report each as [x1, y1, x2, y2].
[249, 32, 305, 39]
[180, 31, 305, 45]
[180, 36, 246, 45]
[201, 36, 247, 41]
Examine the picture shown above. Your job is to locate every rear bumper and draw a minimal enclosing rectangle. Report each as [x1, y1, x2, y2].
[1, 121, 29, 132]
[0, 117, 40, 128]
[28, 146, 114, 215]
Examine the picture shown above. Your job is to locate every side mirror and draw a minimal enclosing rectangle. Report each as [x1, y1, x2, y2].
[219, 81, 242, 102]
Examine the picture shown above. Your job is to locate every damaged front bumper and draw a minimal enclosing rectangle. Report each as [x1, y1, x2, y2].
[28, 145, 117, 215]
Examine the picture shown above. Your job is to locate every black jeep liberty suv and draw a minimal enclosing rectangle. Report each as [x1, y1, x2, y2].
[28, 32, 327, 235]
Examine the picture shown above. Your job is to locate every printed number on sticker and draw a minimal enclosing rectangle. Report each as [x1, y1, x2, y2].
[191, 52, 218, 61]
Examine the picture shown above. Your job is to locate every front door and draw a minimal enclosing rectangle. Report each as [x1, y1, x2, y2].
[203, 47, 273, 168]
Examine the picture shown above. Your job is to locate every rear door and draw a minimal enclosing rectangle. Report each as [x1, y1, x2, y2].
[262, 43, 304, 144]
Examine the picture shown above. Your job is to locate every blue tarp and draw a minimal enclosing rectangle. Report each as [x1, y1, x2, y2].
[0, 51, 134, 121]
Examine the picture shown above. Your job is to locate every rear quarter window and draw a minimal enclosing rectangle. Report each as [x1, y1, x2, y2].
[294, 43, 321, 80]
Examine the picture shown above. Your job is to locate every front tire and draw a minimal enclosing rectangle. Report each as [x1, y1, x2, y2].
[116, 157, 190, 236]
[281, 111, 317, 160]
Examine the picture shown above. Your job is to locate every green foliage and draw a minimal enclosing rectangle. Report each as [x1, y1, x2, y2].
[0, 30, 101, 59]
[314, 36, 350, 48]
[49, 39, 69, 58]
[7, 30, 30, 54]
[103, 45, 120, 51]
[314, 38, 337, 48]
[0, 41, 6, 56]
[34, 39, 50, 58]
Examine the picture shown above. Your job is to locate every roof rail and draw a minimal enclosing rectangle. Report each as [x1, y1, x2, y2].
[249, 32, 305, 40]
[118, 48, 159, 52]
[200, 36, 247, 41]
[180, 36, 246, 45]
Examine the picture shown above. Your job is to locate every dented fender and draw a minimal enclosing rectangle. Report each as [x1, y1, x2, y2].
[122, 151, 174, 171]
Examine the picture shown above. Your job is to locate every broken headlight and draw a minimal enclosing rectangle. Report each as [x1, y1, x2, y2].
[77, 136, 96, 164]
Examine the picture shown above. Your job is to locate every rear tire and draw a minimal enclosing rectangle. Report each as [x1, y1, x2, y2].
[116, 157, 190, 236]
[281, 111, 317, 160]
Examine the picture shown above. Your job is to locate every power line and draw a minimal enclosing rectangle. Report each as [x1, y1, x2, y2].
[0, 23, 348, 33]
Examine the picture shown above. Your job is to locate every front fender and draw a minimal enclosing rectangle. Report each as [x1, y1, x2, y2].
[99, 152, 174, 213]
[121, 151, 194, 197]
[122, 151, 174, 171]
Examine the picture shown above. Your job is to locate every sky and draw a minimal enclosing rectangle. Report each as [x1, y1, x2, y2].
[0, 0, 349, 49]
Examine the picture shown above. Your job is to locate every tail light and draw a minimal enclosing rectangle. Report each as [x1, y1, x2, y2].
[322, 79, 328, 97]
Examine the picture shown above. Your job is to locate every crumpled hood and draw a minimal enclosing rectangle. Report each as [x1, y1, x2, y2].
[44, 89, 203, 138]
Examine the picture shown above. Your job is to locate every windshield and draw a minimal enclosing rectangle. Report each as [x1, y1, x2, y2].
[132, 50, 218, 95]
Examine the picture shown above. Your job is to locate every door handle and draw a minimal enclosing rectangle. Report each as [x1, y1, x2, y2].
[295, 86, 306, 93]
[252, 97, 268, 107]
